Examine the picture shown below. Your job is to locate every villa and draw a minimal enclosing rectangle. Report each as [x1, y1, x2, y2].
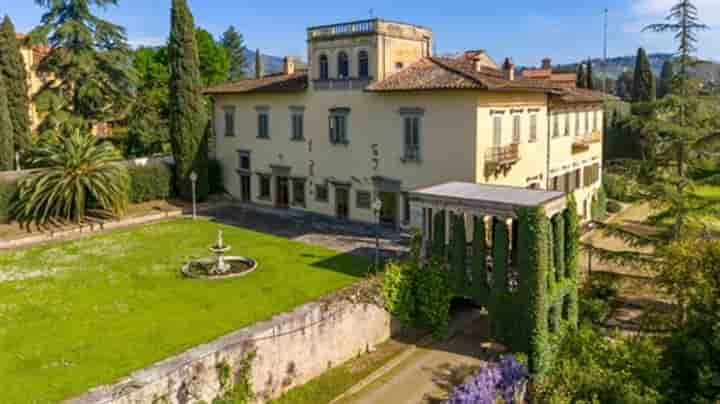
[204, 18, 605, 229]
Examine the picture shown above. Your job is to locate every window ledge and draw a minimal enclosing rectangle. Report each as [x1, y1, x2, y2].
[330, 140, 350, 147]
[290, 137, 305, 142]
[401, 157, 422, 164]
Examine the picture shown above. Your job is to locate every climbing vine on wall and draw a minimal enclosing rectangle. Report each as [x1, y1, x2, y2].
[450, 213, 468, 295]
[471, 216, 488, 305]
[382, 261, 417, 328]
[553, 214, 565, 282]
[213, 349, 256, 404]
[432, 210, 446, 259]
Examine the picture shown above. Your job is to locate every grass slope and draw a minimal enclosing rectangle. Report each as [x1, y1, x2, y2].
[0, 219, 369, 403]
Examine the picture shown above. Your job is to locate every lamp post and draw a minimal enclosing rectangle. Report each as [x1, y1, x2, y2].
[190, 171, 198, 220]
[372, 197, 383, 271]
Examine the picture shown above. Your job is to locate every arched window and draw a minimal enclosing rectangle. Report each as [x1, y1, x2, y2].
[358, 50, 369, 78]
[319, 54, 329, 80]
[337, 52, 349, 79]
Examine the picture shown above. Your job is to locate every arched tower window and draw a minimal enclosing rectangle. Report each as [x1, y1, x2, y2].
[358, 50, 369, 78]
[337, 52, 349, 79]
[319, 54, 329, 80]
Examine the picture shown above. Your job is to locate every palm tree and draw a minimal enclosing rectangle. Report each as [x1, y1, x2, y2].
[12, 130, 129, 225]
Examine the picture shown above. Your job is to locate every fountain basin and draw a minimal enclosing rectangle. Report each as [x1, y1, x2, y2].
[181, 256, 258, 280]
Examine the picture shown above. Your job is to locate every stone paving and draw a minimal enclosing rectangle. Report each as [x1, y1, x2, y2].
[204, 203, 411, 260]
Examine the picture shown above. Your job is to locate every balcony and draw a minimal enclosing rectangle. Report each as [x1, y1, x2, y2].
[308, 20, 377, 40]
[485, 144, 520, 175]
[571, 131, 602, 154]
[313, 77, 373, 91]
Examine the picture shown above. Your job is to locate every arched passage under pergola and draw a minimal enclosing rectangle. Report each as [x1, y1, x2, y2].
[409, 182, 579, 373]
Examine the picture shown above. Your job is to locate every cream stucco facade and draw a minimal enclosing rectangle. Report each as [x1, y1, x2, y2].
[207, 19, 604, 229]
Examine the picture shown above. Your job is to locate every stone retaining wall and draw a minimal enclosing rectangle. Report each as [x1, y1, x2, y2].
[67, 286, 396, 404]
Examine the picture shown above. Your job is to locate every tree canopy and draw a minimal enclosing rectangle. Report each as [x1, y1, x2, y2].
[195, 28, 229, 87]
[220, 26, 246, 81]
[29, 0, 136, 135]
[632, 48, 656, 102]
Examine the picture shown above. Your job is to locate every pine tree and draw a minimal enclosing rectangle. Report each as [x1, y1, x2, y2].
[0, 16, 30, 151]
[0, 77, 15, 170]
[576, 64, 586, 89]
[644, 0, 709, 89]
[221, 26, 246, 81]
[168, 0, 209, 200]
[659, 59, 675, 98]
[30, 0, 135, 134]
[585, 59, 595, 90]
[632, 48, 656, 102]
[255, 48, 263, 78]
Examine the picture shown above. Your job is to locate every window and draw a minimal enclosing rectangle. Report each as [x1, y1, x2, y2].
[575, 169, 582, 189]
[403, 115, 421, 161]
[512, 115, 521, 144]
[329, 109, 349, 145]
[238, 151, 250, 171]
[575, 112, 580, 137]
[223, 106, 235, 137]
[551, 176, 560, 191]
[356, 191, 371, 209]
[258, 175, 271, 200]
[292, 179, 306, 207]
[316, 184, 328, 202]
[319, 54, 329, 80]
[257, 109, 270, 139]
[337, 52, 349, 78]
[290, 107, 304, 141]
[553, 114, 560, 138]
[358, 50, 369, 78]
[493, 116, 502, 146]
[529, 115, 538, 143]
[564, 113, 570, 136]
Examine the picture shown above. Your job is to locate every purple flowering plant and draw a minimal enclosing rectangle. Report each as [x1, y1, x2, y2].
[446, 356, 528, 404]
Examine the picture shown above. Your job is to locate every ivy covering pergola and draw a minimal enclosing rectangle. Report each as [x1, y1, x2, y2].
[409, 182, 579, 373]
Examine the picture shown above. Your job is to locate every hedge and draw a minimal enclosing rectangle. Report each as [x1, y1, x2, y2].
[208, 158, 224, 195]
[127, 163, 174, 203]
[0, 180, 16, 224]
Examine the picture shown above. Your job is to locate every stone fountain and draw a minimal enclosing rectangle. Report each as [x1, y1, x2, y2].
[181, 229, 258, 279]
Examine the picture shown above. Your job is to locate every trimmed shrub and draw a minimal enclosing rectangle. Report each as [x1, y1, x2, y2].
[415, 260, 452, 339]
[127, 163, 173, 203]
[449, 213, 468, 295]
[382, 261, 417, 328]
[607, 199, 623, 214]
[0, 180, 16, 223]
[432, 210, 446, 260]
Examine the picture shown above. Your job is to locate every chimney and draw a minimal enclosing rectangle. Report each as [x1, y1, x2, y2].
[283, 56, 295, 75]
[541, 57, 552, 70]
[502, 57, 515, 81]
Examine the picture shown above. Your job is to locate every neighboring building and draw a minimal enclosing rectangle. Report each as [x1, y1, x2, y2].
[205, 19, 604, 229]
[16, 33, 50, 132]
[16, 33, 113, 137]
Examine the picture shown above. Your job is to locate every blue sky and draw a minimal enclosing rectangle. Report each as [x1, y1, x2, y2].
[5, 0, 719, 65]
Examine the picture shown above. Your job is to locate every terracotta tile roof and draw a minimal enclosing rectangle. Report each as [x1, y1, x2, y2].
[203, 72, 308, 95]
[368, 55, 606, 103]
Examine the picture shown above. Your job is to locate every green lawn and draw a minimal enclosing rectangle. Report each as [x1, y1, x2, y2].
[0, 219, 370, 403]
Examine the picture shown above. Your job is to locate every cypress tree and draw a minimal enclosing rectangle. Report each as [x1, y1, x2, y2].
[0, 77, 15, 170]
[450, 213, 467, 295]
[432, 211, 446, 260]
[255, 48, 263, 78]
[632, 48, 656, 102]
[0, 16, 30, 151]
[585, 59, 595, 90]
[576, 64, 586, 89]
[168, 0, 209, 200]
[658, 59, 675, 98]
[471, 216, 487, 301]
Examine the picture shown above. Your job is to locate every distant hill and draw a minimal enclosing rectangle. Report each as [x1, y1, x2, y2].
[243, 49, 284, 76]
[549, 53, 720, 84]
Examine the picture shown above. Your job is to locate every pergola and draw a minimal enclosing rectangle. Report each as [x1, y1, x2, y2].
[409, 181, 579, 373]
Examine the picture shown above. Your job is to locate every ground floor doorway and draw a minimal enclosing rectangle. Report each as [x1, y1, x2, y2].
[240, 175, 251, 202]
[276, 177, 289, 209]
[336, 187, 350, 220]
[379, 191, 398, 228]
